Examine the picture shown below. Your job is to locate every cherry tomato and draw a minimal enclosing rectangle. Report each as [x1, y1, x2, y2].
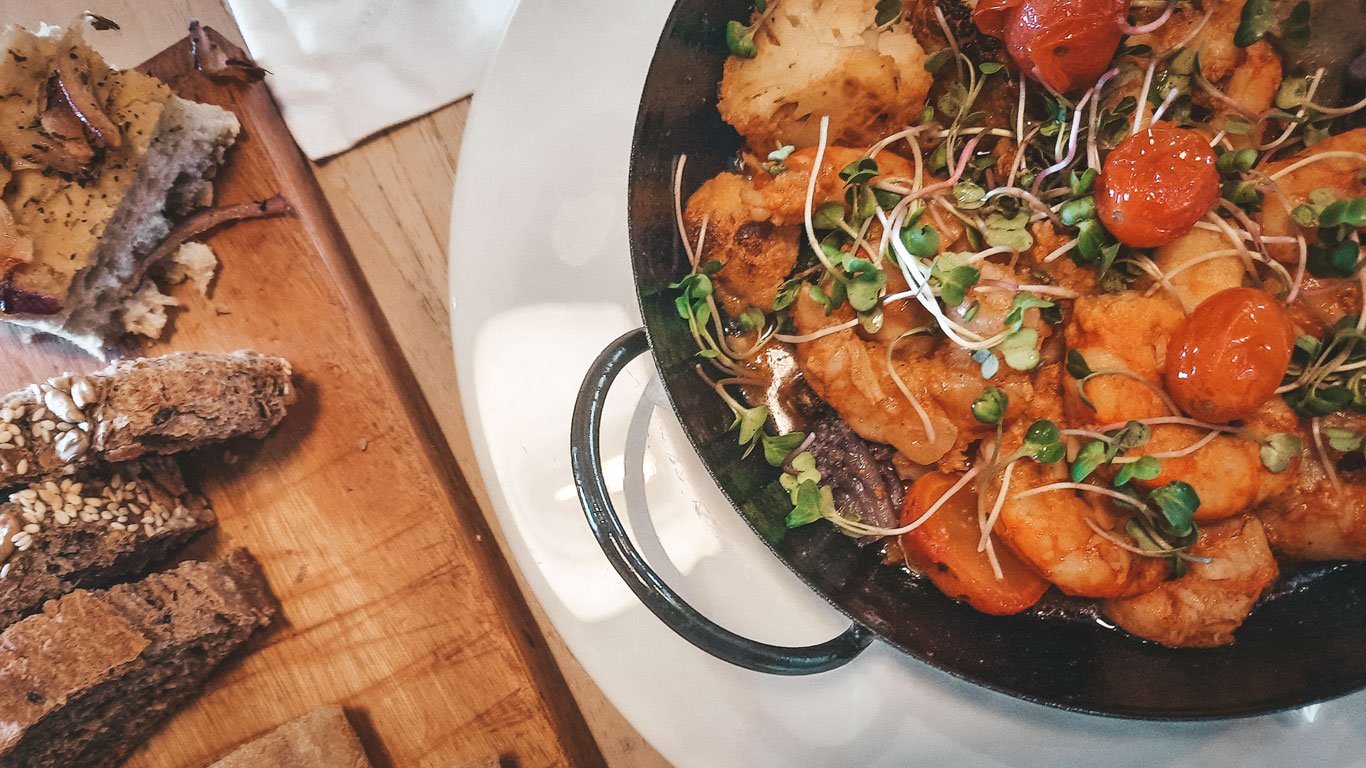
[900, 472, 1048, 616]
[1096, 125, 1220, 248]
[1165, 288, 1295, 423]
[973, 0, 1129, 94]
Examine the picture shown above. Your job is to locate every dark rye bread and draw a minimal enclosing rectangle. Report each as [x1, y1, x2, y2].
[0, 549, 275, 768]
[0, 350, 294, 486]
[208, 705, 373, 768]
[0, 456, 214, 630]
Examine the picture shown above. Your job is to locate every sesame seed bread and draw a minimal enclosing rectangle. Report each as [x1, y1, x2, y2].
[0, 23, 240, 358]
[0, 456, 214, 631]
[0, 350, 294, 487]
[0, 549, 275, 768]
[207, 705, 373, 768]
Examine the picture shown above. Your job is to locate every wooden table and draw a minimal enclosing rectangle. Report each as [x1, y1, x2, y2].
[0, 2, 668, 766]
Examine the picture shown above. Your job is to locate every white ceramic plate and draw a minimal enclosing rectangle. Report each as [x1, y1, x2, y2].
[448, 1, 1366, 764]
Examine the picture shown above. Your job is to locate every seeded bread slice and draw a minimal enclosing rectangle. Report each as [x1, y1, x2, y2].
[0, 350, 294, 486]
[0, 549, 275, 768]
[0, 456, 214, 630]
[207, 705, 373, 768]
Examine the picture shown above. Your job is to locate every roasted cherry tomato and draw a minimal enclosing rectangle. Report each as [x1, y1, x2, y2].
[973, 0, 1129, 94]
[900, 472, 1048, 616]
[1096, 125, 1220, 248]
[1165, 288, 1295, 423]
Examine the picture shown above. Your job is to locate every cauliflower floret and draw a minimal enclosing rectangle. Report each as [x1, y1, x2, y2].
[718, 0, 933, 149]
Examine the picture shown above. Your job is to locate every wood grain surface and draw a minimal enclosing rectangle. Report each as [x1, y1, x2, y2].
[1, 3, 671, 765]
[0, 28, 604, 768]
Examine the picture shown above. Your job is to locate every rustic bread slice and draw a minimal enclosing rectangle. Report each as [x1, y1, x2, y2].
[0, 350, 294, 486]
[0, 455, 214, 630]
[0, 549, 275, 768]
[0, 21, 241, 358]
[208, 705, 373, 768]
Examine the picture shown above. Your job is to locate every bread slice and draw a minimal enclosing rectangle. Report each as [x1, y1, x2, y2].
[0, 350, 294, 486]
[208, 705, 373, 768]
[0, 455, 214, 630]
[0, 549, 275, 768]
[0, 20, 240, 358]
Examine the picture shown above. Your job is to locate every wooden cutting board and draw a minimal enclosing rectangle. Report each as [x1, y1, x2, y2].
[0, 30, 605, 768]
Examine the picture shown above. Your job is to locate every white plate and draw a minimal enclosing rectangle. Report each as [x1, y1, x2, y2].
[448, 1, 1366, 764]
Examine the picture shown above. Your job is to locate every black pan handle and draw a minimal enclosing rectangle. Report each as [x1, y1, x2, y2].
[570, 327, 872, 675]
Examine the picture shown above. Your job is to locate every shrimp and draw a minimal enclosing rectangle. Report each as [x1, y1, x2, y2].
[682, 147, 916, 314]
[1103, 516, 1278, 648]
[1258, 413, 1366, 560]
[685, 172, 800, 315]
[991, 452, 1167, 598]
[1261, 129, 1366, 265]
[790, 262, 1064, 467]
[1063, 292, 1185, 425]
[1214, 40, 1281, 147]
[790, 289, 959, 464]
[1127, 427, 1264, 522]
[1151, 227, 1245, 312]
[1130, 0, 1247, 82]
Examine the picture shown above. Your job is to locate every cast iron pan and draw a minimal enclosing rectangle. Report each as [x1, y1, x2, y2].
[571, 0, 1366, 718]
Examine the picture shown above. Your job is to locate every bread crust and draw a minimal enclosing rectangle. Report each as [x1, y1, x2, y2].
[208, 705, 374, 768]
[0, 350, 294, 486]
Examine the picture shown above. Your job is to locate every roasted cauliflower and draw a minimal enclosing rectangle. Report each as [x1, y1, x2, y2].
[718, 0, 933, 149]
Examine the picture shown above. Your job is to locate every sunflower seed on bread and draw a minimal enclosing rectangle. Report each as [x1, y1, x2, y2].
[0, 549, 275, 768]
[0, 455, 214, 631]
[0, 350, 294, 486]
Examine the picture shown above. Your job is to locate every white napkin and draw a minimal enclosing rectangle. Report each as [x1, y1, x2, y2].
[224, 0, 517, 159]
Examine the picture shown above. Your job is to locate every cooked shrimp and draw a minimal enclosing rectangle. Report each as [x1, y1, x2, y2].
[1214, 40, 1281, 147]
[1103, 516, 1278, 648]
[1151, 227, 1245, 312]
[1063, 293, 1185, 424]
[992, 455, 1167, 598]
[1130, 0, 1246, 82]
[685, 172, 800, 314]
[1258, 413, 1366, 560]
[1127, 427, 1262, 522]
[790, 290, 959, 464]
[750, 146, 915, 225]
[1261, 129, 1366, 264]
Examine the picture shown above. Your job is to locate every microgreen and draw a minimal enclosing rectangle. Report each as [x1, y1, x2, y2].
[1234, 0, 1276, 47]
[1000, 328, 1041, 371]
[972, 386, 1008, 425]
[1071, 441, 1108, 482]
[1004, 292, 1054, 332]
[1065, 350, 1094, 380]
[739, 307, 766, 331]
[725, 20, 757, 58]
[1283, 319, 1366, 417]
[1114, 456, 1162, 486]
[983, 210, 1034, 252]
[874, 0, 902, 28]
[900, 216, 940, 258]
[1324, 427, 1364, 454]
[1059, 196, 1096, 227]
[1149, 481, 1199, 538]
[924, 49, 954, 74]
[930, 252, 980, 307]
[972, 348, 1000, 379]
[762, 431, 806, 467]
[1017, 420, 1065, 464]
[953, 180, 986, 210]
[840, 158, 880, 185]
[1319, 197, 1366, 229]
[1069, 169, 1097, 197]
[1259, 432, 1304, 473]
